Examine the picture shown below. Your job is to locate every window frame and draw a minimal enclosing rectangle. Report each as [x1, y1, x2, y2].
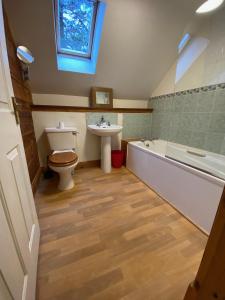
[55, 0, 99, 59]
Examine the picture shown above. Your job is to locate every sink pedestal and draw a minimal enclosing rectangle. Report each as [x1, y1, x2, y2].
[101, 136, 111, 173]
[87, 124, 123, 174]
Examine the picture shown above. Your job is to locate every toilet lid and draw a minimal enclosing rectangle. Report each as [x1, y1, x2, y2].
[48, 151, 78, 166]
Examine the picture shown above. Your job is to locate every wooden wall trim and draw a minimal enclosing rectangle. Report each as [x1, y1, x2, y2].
[32, 167, 43, 195]
[31, 105, 153, 113]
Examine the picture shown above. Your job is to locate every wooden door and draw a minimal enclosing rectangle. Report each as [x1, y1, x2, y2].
[184, 187, 225, 300]
[0, 0, 40, 299]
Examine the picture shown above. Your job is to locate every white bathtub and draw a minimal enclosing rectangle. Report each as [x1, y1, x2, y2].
[127, 140, 225, 234]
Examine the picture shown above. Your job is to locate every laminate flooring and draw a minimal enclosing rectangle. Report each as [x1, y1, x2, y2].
[36, 167, 207, 300]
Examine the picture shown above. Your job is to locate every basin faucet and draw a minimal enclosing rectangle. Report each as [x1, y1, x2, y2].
[97, 116, 108, 127]
[100, 116, 105, 124]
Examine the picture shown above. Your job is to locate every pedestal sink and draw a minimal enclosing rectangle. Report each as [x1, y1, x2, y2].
[88, 125, 123, 173]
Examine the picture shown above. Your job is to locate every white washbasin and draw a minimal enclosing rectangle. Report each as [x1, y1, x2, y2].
[88, 124, 123, 173]
[88, 125, 123, 137]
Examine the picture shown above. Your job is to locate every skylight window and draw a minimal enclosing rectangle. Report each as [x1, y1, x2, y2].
[178, 33, 191, 54]
[54, 0, 106, 74]
[56, 0, 98, 58]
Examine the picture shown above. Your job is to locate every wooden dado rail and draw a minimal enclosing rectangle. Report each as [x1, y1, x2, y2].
[31, 105, 153, 113]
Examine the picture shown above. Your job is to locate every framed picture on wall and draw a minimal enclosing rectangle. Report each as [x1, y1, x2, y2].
[90, 87, 113, 108]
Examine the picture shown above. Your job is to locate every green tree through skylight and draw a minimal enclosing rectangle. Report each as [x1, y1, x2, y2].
[58, 0, 97, 57]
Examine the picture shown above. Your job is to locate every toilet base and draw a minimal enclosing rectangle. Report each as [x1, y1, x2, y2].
[49, 160, 78, 191]
[58, 170, 74, 191]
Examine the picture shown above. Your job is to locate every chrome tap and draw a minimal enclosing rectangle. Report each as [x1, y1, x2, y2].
[141, 137, 158, 144]
[96, 115, 108, 127]
[150, 137, 158, 141]
[100, 115, 105, 125]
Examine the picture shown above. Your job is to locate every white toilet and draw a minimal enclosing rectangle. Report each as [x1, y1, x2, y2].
[45, 125, 79, 191]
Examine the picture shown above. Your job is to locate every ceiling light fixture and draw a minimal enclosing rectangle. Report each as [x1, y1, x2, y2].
[196, 0, 224, 13]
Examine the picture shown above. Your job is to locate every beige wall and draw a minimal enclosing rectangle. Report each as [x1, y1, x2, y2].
[32, 94, 149, 109]
[32, 95, 148, 166]
[32, 94, 90, 107]
[4, 0, 202, 99]
[152, 7, 225, 97]
[32, 112, 99, 166]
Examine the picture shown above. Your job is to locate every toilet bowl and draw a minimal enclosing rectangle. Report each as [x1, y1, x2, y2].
[48, 150, 79, 191]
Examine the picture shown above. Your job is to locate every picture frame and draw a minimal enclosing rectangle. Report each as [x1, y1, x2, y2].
[90, 87, 113, 108]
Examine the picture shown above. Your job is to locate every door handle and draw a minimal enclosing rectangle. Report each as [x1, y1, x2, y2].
[12, 97, 20, 124]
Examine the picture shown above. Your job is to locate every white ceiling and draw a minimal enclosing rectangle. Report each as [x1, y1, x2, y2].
[4, 0, 203, 99]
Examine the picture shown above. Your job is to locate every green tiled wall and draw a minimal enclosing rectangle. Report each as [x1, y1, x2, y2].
[86, 112, 152, 140]
[149, 85, 225, 155]
[123, 113, 152, 139]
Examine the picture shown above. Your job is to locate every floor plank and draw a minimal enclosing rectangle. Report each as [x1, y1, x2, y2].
[35, 167, 207, 300]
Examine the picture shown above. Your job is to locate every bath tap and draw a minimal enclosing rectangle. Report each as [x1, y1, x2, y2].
[149, 138, 159, 143]
[140, 138, 149, 147]
[141, 138, 157, 143]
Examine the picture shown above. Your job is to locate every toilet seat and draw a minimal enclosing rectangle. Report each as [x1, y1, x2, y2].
[48, 151, 78, 167]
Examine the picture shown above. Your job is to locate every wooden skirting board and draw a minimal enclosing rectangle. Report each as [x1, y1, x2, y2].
[31, 105, 153, 113]
[76, 160, 101, 169]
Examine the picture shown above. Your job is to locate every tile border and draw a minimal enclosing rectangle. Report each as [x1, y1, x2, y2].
[150, 82, 225, 101]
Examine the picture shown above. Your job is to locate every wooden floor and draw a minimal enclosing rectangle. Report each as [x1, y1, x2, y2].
[35, 167, 207, 300]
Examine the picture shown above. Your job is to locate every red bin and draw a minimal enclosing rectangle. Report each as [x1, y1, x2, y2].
[111, 150, 124, 168]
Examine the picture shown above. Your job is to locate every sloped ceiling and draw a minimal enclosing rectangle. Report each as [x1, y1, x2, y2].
[4, 0, 203, 99]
